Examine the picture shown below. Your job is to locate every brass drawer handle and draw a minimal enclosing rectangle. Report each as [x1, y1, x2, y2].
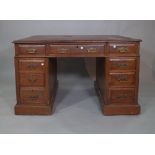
[117, 75, 128, 81]
[26, 48, 37, 54]
[117, 47, 128, 53]
[58, 48, 69, 53]
[117, 63, 128, 68]
[87, 48, 97, 53]
[28, 77, 37, 83]
[28, 95, 39, 101]
[27, 63, 38, 69]
[116, 94, 128, 99]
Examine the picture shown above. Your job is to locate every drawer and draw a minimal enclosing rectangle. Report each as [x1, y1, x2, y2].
[109, 72, 136, 87]
[109, 43, 139, 56]
[15, 44, 45, 56]
[18, 59, 45, 72]
[47, 44, 105, 56]
[109, 58, 136, 71]
[20, 88, 46, 105]
[109, 88, 136, 105]
[19, 73, 45, 87]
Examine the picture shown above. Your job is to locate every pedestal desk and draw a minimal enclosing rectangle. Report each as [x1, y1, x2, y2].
[13, 35, 141, 115]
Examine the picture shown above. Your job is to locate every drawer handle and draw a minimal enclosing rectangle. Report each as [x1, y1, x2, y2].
[28, 95, 39, 101]
[26, 48, 37, 54]
[117, 47, 128, 53]
[117, 63, 128, 68]
[58, 48, 68, 53]
[87, 48, 97, 53]
[27, 63, 38, 69]
[116, 94, 128, 99]
[28, 77, 37, 83]
[117, 75, 128, 81]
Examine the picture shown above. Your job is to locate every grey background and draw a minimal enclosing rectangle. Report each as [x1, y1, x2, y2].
[0, 20, 155, 133]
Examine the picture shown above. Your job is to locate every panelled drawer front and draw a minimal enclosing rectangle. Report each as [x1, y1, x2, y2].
[109, 58, 136, 71]
[109, 43, 138, 56]
[19, 73, 45, 86]
[47, 44, 105, 55]
[18, 59, 45, 72]
[48, 45, 77, 54]
[109, 88, 136, 105]
[109, 72, 136, 87]
[20, 88, 46, 105]
[16, 44, 45, 56]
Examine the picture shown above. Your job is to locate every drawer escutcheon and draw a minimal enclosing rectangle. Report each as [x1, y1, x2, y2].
[117, 75, 128, 81]
[116, 94, 128, 99]
[58, 48, 69, 53]
[26, 48, 37, 54]
[87, 48, 97, 53]
[27, 63, 39, 69]
[117, 63, 128, 68]
[28, 77, 38, 83]
[28, 95, 39, 101]
[117, 47, 128, 53]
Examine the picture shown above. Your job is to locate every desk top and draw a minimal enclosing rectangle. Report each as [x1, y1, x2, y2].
[13, 35, 142, 43]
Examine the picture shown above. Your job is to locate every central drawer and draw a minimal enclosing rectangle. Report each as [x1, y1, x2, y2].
[47, 44, 105, 56]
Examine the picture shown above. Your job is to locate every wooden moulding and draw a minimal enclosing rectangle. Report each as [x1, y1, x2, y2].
[15, 104, 53, 115]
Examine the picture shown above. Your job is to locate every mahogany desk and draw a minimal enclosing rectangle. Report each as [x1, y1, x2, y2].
[13, 35, 141, 115]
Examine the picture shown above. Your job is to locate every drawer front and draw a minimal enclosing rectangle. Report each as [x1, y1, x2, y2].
[109, 43, 138, 56]
[109, 88, 136, 104]
[16, 44, 45, 56]
[109, 58, 136, 71]
[47, 44, 105, 55]
[20, 88, 46, 105]
[109, 72, 136, 87]
[48, 45, 77, 54]
[19, 73, 45, 86]
[18, 59, 45, 72]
